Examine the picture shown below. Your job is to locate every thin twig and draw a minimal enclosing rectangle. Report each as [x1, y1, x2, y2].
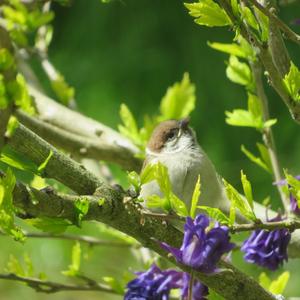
[0, 273, 116, 294]
[247, 0, 300, 45]
[230, 219, 300, 233]
[250, 61, 290, 212]
[0, 231, 138, 248]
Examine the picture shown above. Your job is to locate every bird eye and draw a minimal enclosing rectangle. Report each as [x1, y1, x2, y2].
[166, 129, 178, 141]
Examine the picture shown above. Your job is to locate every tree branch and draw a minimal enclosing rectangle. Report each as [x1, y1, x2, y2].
[28, 86, 142, 171]
[1, 173, 276, 300]
[230, 219, 300, 232]
[7, 122, 105, 195]
[250, 61, 289, 211]
[0, 231, 137, 248]
[0, 273, 116, 294]
[247, 0, 300, 46]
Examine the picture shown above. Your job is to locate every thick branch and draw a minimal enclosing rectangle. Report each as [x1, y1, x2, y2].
[16, 110, 141, 171]
[7, 123, 104, 195]
[6, 177, 276, 300]
[0, 273, 116, 294]
[28, 86, 142, 171]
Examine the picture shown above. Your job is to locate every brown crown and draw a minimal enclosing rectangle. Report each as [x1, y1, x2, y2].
[147, 118, 190, 153]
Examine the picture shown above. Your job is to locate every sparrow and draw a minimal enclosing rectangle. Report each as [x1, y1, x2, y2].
[140, 118, 229, 213]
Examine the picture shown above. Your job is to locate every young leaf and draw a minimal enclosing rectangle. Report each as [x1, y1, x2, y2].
[37, 150, 53, 175]
[208, 41, 247, 58]
[283, 61, 300, 102]
[241, 6, 259, 31]
[269, 271, 290, 295]
[159, 73, 195, 121]
[170, 194, 188, 217]
[198, 206, 231, 225]
[223, 178, 256, 222]
[284, 170, 300, 206]
[50, 74, 75, 106]
[102, 277, 124, 294]
[127, 171, 141, 193]
[5, 116, 19, 138]
[62, 241, 81, 277]
[226, 56, 254, 91]
[190, 175, 201, 218]
[241, 144, 272, 174]
[184, 0, 231, 27]
[74, 198, 89, 227]
[259, 272, 271, 290]
[0, 168, 25, 242]
[256, 143, 272, 171]
[240, 170, 254, 209]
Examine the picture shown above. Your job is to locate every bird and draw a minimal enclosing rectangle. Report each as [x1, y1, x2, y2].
[140, 118, 229, 214]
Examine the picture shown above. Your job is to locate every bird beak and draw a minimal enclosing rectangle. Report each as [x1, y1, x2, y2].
[177, 117, 190, 138]
[179, 117, 190, 130]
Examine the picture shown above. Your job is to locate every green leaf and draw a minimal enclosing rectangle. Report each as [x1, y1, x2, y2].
[284, 170, 300, 206]
[159, 73, 195, 121]
[259, 271, 290, 295]
[170, 194, 188, 217]
[226, 56, 254, 91]
[0, 48, 15, 71]
[140, 163, 157, 185]
[127, 171, 141, 193]
[5, 116, 19, 138]
[269, 271, 290, 295]
[74, 197, 89, 227]
[259, 272, 271, 290]
[50, 74, 75, 106]
[62, 241, 81, 277]
[118, 103, 144, 148]
[5, 255, 25, 276]
[102, 277, 124, 294]
[37, 150, 53, 175]
[254, 7, 269, 42]
[198, 205, 231, 225]
[0, 168, 25, 241]
[30, 175, 47, 189]
[0, 74, 9, 109]
[240, 170, 253, 209]
[208, 41, 248, 58]
[7, 74, 35, 115]
[241, 144, 272, 173]
[283, 61, 300, 102]
[241, 6, 259, 31]
[0, 146, 38, 173]
[190, 175, 201, 218]
[27, 217, 72, 234]
[184, 0, 231, 27]
[223, 178, 256, 222]
[256, 143, 272, 171]
[263, 118, 277, 128]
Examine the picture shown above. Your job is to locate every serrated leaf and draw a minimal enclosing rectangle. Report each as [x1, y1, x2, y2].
[159, 73, 195, 121]
[240, 170, 254, 209]
[62, 241, 81, 277]
[190, 175, 201, 218]
[223, 178, 256, 222]
[198, 205, 231, 225]
[27, 217, 72, 234]
[226, 56, 254, 91]
[241, 144, 272, 174]
[283, 61, 300, 102]
[184, 0, 231, 27]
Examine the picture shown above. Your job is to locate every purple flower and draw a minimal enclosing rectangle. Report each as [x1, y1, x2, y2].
[241, 216, 291, 270]
[160, 214, 235, 273]
[181, 273, 209, 300]
[274, 175, 300, 214]
[124, 264, 181, 300]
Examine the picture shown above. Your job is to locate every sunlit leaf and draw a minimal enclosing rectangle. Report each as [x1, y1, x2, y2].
[283, 61, 300, 102]
[27, 217, 72, 234]
[190, 175, 201, 218]
[62, 241, 81, 277]
[198, 205, 231, 225]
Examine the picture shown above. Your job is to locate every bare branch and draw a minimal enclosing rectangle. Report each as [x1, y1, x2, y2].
[0, 273, 116, 294]
[0, 231, 138, 248]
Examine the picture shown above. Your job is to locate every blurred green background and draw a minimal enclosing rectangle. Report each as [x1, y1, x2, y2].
[1, 0, 300, 299]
